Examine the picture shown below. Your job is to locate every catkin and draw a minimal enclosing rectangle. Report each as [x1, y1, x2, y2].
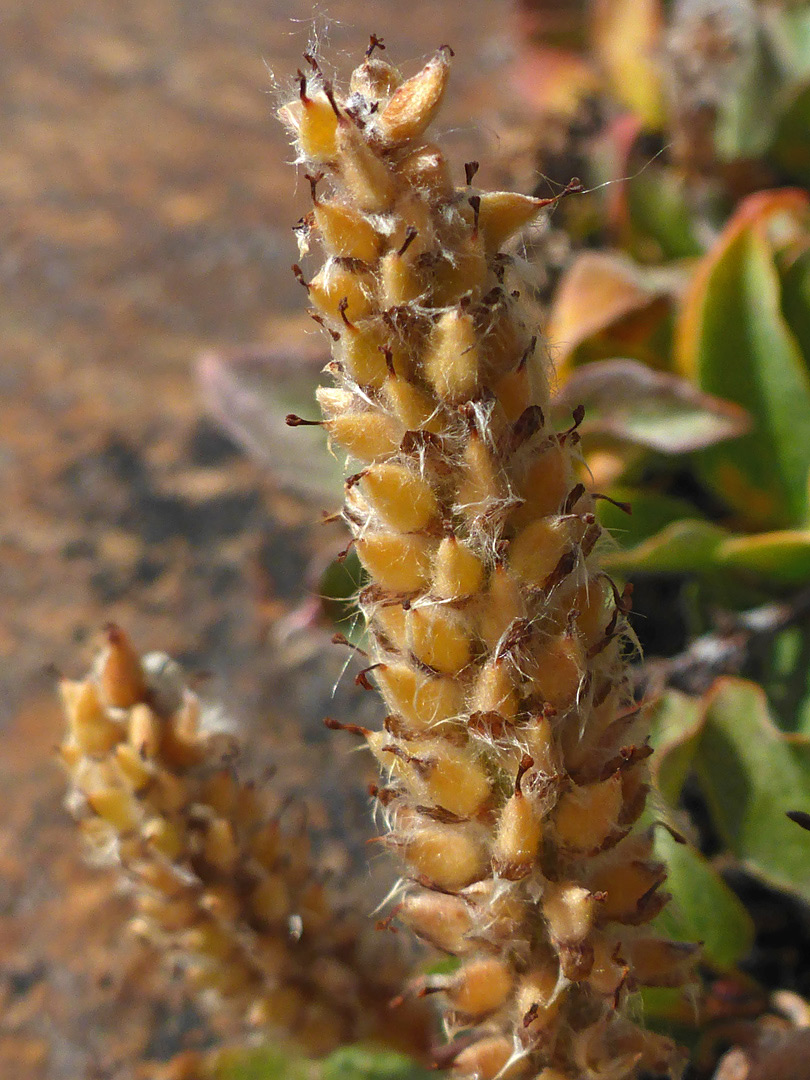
[60, 625, 429, 1057]
[281, 43, 696, 1079]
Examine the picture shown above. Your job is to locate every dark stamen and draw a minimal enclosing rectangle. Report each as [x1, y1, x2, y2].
[338, 296, 354, 328]
[468, 194, 481, 235]
[324, 716, 371, 737]
[592, 492, 633, 516]
[285, 414, 322, 427]
[367, 34, 386, 57]
[305, 170, 324, 203]
[515, 754, 534, 795]
[296, 69, 309, 103]
[398, 226, 418, 257]
[323, 81, 342, 119]
[310, 311, 340, 340]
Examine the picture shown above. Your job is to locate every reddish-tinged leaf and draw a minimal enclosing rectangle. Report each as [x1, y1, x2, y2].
[547, 252, 670, 369]
[511, 44, 600, 120]
[675, 189, 810, 527]
[554, 357, 751, 453]
[676, 188, 810, 379]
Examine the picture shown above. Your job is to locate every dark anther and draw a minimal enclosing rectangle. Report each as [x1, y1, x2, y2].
[345, 470, 366, 489]
[496, 617, 533, 661]
[323, 716, 371, 737]
[534, 175, 585, 212]
[296, 69, 309, 103]
[464, 161, 479, 186]
[515, 754, 534, 795]
[400, 429, 442, 454]
[788, 810, 810, 832]
[322, 81, 342, 119]
[292, 264, 309, 290]
[592, 492, 633, 516]
[600, 573, 633, 616]
[415, 805, 467, 824]
[542, 547, 578, 593]
[562, 483, 586, 515]
[379, 344, 396, 376]
[304, 170, 324, 203]
[342, 102, 365, 128]
[285, 414, 322, 427]
[292, 213, 312, 237]
[523, 1002, 541, 1027]
[468, 194, 481, 234]
[653, 819, 689, 844]
[335, 538, 355, 562]
[331, 631, 366, 656]
[367, 34, 386, 57]
[338, 296, 354, 328]
[355, 663, 382, 691]
[581, 522, 602, 557]
[559, 403, 585, 443]
[480, 285, 504, 307]
[369, 785, 398, 807]
[512, 405, 545, 447]
[398, 226, 418, 258]
[518, 336, 537, 371]
[439, 44, 455, 58]
[310, 311, 340, 341]
[303, 53, 323, 77]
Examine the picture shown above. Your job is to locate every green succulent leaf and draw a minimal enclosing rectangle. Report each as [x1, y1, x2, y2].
[771, 81, 810, 185]
[603, 510, 810, 585]
[717, 529, 810, 583]
[596, 488, 704, 549]
[602, 519, 727, 574]
[780, 243, 810, 361]
[321, 1048, 434, 1080]
[646, 692, 754, 970]
[764, 7, 810, 80]
[625, 168, 704, 260]
[648, 690, 706, 806]
[715, 29, 783, 162]
[320, 548, 368, 646]
[209, 1044, 312, 1080]
[209, 1045, 433, 1080]
[761, 625, 810, 737]
[652, 829, 754, 971]
[676, 191, 810, 529]
[694, 678, 810, 900]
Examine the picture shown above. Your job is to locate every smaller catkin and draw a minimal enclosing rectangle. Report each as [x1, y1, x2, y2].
[60, 626, 429, 1057]
[280, 42, 697, 1080]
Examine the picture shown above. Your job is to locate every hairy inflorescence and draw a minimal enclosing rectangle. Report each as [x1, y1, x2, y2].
[280, 41, 697, 1080]
[60, 625, 429, 1058]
